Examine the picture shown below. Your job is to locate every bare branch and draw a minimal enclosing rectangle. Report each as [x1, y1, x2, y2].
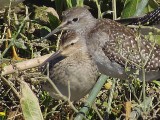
[2, 53, 53, 75]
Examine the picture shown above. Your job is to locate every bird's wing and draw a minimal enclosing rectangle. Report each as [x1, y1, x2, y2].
[88, 19, 160, 71]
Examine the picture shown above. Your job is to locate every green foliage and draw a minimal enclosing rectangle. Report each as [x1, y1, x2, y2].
[55, 0, 84, 14]
[0, 0, 160, 120]
[14, 39, 27, 49]
[121, 0, 159, 18]
[152, 80, 160, 87]
[48, 13, 60, 29]
[20, 82, 44, 120]
[121, 0, 141, 18]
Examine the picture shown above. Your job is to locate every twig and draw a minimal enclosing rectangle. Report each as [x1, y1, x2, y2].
[112, 0, 117, 20]
[44, 77, 78, 112]
[1, 75, 20, 99]
[1, 53, 53, 75]
[94, 0, 102, 18]
[107, 78, 116, 114]
[128, 25, 160, 33]
[92, 103, 103, 120]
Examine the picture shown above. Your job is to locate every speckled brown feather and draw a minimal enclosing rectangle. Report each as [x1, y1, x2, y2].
[90, 19, 160, 72]
[44, 7, 160, 81]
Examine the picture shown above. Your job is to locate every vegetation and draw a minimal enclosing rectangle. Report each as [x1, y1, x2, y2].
[0, 0, 160, 119]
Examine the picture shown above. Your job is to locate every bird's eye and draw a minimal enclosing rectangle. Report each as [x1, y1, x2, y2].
[71, 43, 75, 45]
[72, 18, 79, 22]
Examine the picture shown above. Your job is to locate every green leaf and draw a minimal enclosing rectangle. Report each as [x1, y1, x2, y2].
[20, 81, 44, 120]
[76, 0, 84, 7]
[14, 39, 27, 49]
[66, 0, 73, 8]
[48, 13, 60, 29]
[121, 0, 159, 18]
[152, 80, 160, 87]
[40, 26, 51, 33]
[143, 0, 159, 13]
[121, 0, 141, 18]
[133, 0, 149, 16]
[55, 0, 64, 14]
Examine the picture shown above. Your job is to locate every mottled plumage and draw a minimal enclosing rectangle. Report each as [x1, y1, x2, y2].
[44, 7, 160, 81]
[42, 30, 99, 101]
[87, 19, 160, 80]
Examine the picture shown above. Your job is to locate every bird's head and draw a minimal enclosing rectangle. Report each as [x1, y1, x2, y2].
[58, 30, 85, 57]
[42, 7, 95, 39]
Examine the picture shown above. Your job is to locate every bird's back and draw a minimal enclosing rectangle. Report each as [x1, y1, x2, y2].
[87, 19, 160, 81]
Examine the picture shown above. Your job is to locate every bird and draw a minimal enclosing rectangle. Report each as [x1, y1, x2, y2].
[43, 7, 160, 81]
[41, 30, 99, 101]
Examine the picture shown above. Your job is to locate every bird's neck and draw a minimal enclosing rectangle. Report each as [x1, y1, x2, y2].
[75, 18, 97, 36]
[70, 49, 92, 62]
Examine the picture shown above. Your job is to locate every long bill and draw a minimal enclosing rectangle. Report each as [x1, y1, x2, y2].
[41, 21, 68, 40]
[41, 50, 62, 67]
